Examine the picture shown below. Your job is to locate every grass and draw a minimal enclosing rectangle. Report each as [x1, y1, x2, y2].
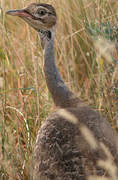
[0, 0, 118, 179]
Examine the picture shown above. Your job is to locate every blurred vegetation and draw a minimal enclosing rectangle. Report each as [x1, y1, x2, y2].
[0, 0, 118, 179]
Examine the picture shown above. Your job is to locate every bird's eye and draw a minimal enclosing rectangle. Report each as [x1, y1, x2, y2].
[38, 9, 46, 16]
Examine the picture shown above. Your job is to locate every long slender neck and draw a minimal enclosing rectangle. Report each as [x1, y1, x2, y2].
[39, 31, 80, 108]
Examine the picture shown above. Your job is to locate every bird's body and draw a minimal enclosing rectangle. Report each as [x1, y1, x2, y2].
[6, 3, 118, 180]
[33, 106, 118, 180]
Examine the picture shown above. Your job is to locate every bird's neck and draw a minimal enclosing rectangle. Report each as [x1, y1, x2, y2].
[38, 31, 80, 108]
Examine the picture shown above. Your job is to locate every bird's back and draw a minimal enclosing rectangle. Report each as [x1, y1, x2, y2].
[32, 105, 118, 180]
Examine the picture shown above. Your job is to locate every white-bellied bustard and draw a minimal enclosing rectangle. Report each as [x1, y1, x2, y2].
[6, 3, 118, 180]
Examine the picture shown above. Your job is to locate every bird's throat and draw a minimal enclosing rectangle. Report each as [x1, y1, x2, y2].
[38, 29, 79, 108]
[38, 29, 52, 49]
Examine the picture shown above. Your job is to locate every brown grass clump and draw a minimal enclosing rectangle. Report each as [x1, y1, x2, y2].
[0, 0, 118, 179]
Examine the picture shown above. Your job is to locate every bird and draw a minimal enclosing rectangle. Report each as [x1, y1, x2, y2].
[6, 3, 118, 180]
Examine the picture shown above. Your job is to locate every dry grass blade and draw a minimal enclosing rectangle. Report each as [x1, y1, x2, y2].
[57, 109, 78, 124]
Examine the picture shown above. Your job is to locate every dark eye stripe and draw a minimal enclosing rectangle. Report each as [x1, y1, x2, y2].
[37, 3, 56, 16]
[24, 10, 45, 22]
[48, 12, 52, 15]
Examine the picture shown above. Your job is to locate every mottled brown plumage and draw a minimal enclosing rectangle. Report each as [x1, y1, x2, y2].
[6, 3, 118, 180]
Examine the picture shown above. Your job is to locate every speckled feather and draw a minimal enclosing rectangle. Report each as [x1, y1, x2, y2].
[32, 106, 118, 180]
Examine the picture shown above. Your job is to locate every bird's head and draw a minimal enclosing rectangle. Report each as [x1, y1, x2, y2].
[6, 3, 57, 47]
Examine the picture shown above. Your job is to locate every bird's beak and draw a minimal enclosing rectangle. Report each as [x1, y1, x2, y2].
[6, 9, 31, 18]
